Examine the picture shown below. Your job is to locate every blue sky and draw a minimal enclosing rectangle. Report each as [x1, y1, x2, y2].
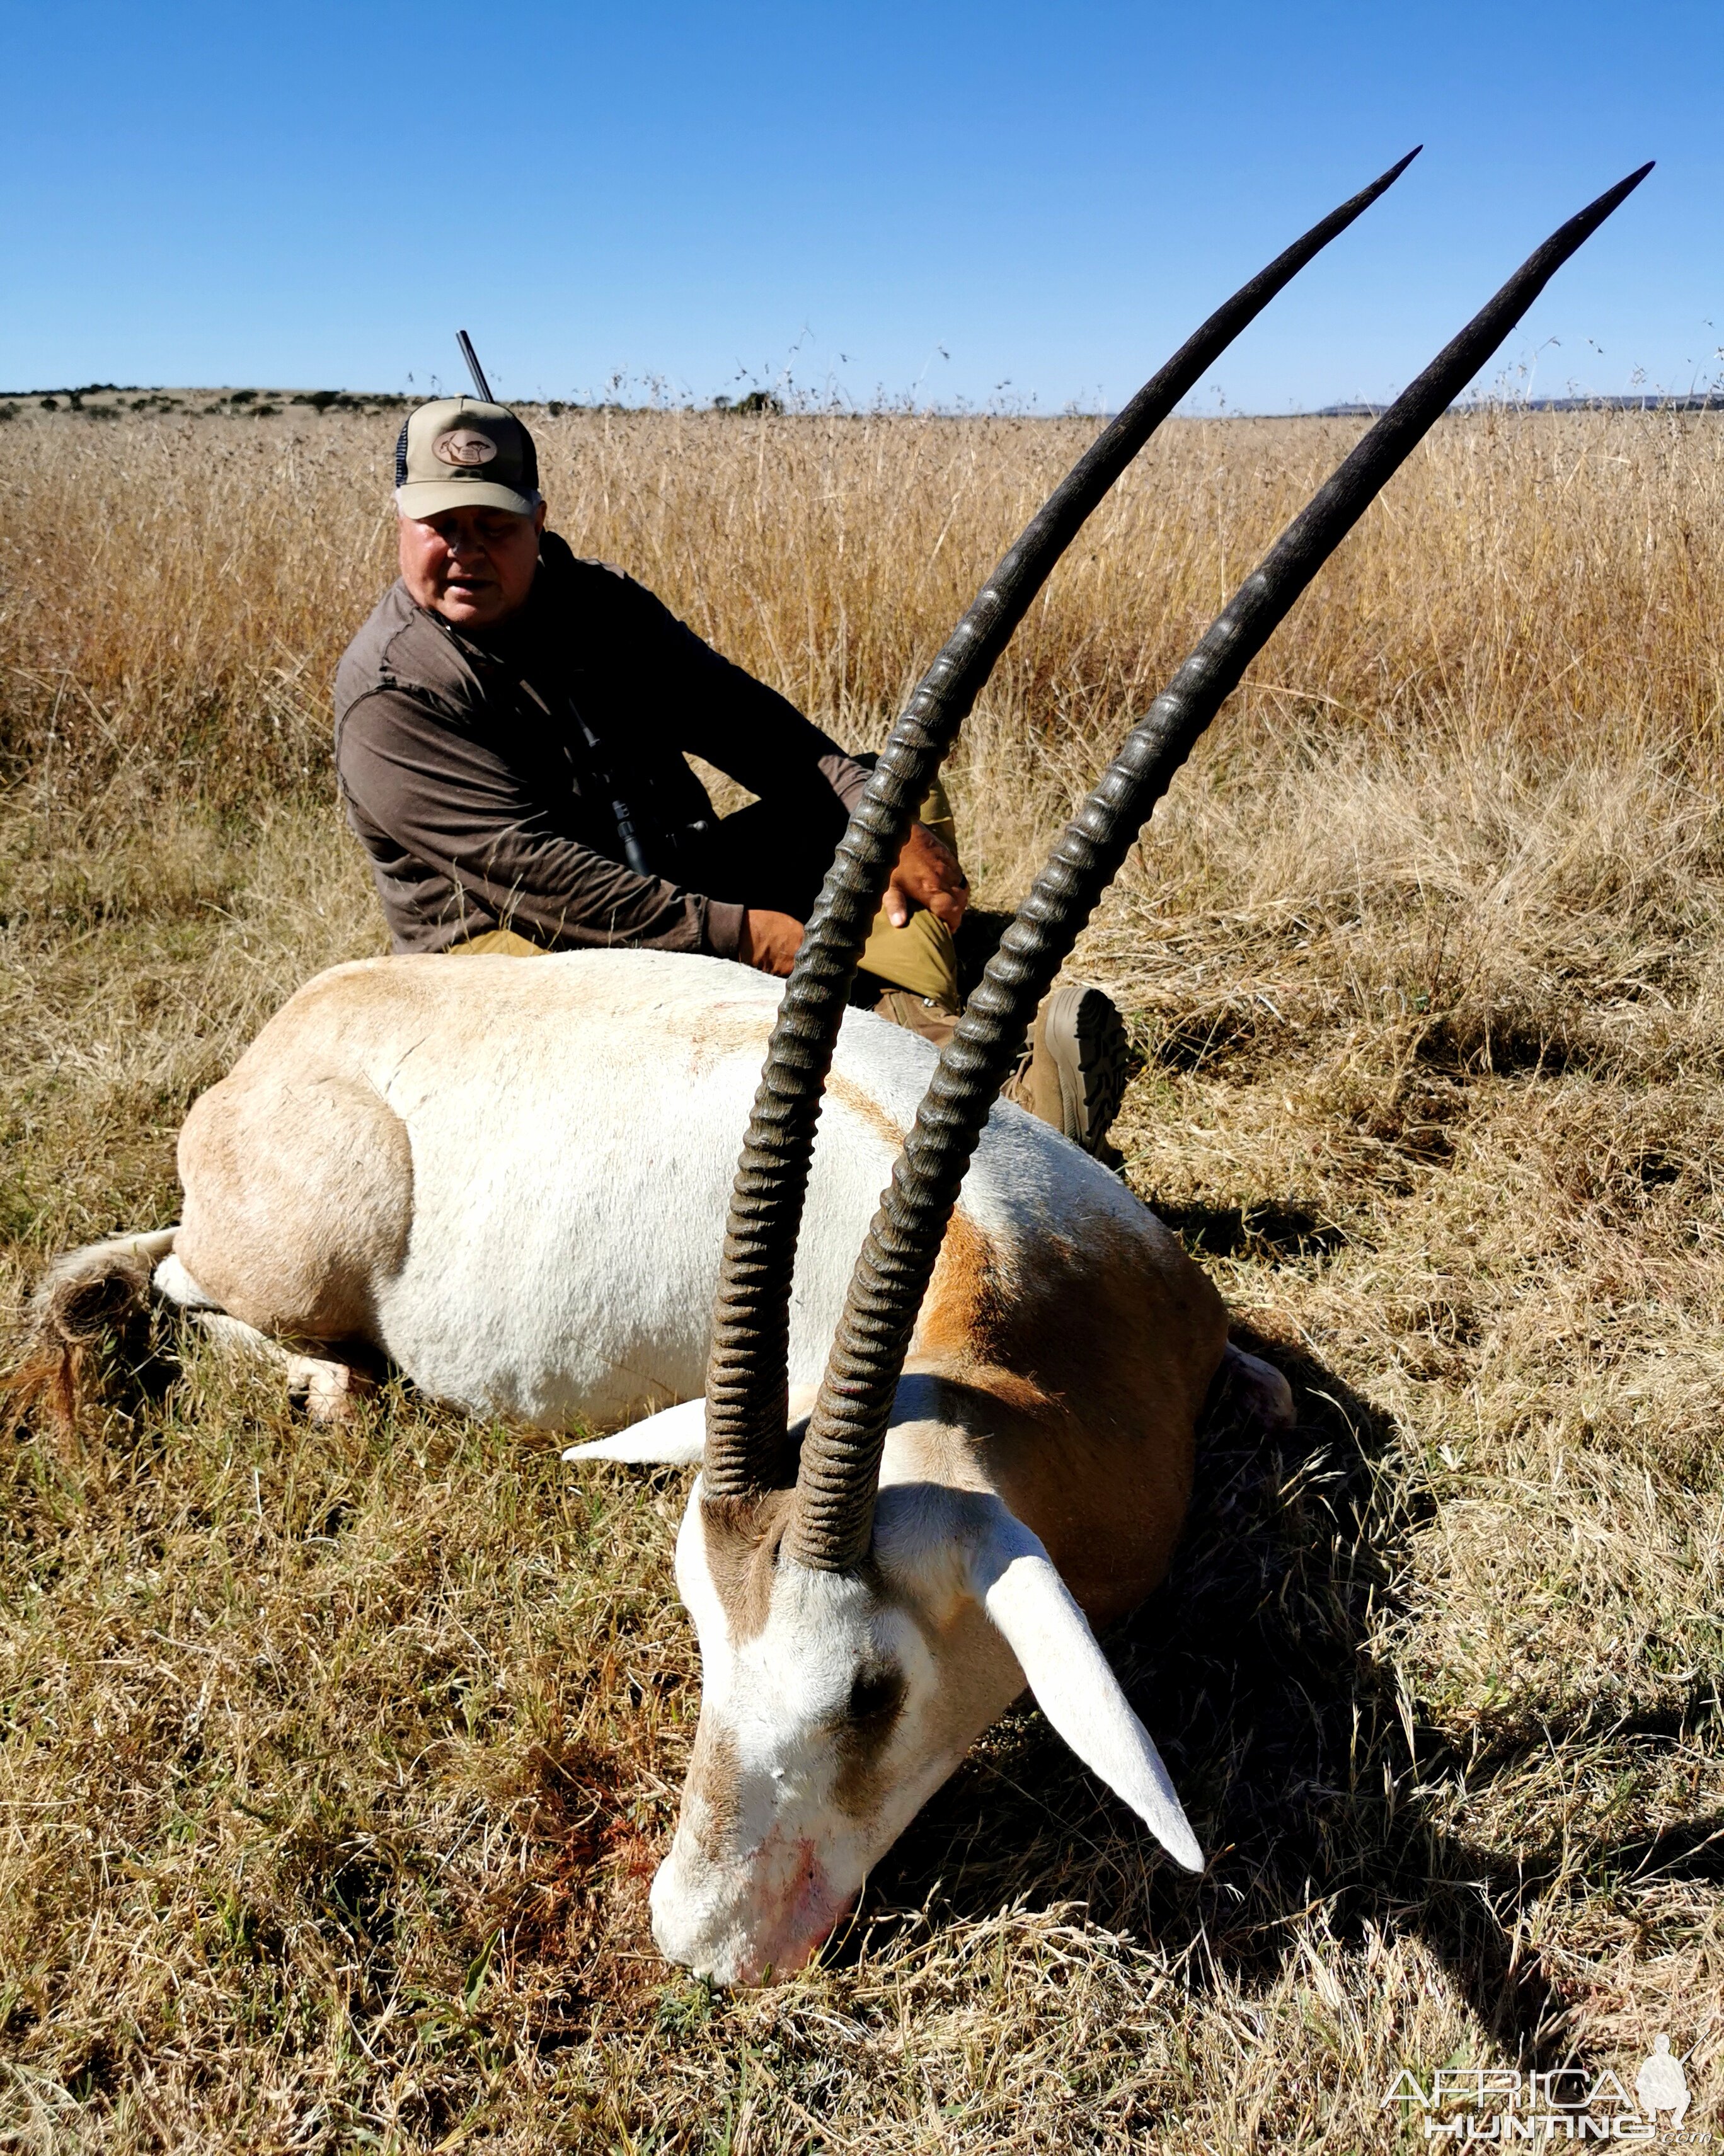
[4, 1, 1717, 413]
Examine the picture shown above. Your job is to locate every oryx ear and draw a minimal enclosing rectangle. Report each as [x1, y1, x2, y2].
[961, 1499, 1204, 1872]
[563, 1396, 706, 1466]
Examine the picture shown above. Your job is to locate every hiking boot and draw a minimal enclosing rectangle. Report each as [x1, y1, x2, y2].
[1018, 983, 1130, 1155]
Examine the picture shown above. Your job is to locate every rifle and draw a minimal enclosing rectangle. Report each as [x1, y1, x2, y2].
[457, 330, 656, 880]
[456, 330, 494, 402]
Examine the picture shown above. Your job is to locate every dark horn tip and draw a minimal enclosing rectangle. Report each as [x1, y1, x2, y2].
[1549, 161, 1654, 250]
[1353, 145, 1422, 206]
[1597, 161, 1655, 211]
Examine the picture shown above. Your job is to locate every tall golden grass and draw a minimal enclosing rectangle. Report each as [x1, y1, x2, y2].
[3, 404, 1723, 2152]
[6, 403, 1722, 825]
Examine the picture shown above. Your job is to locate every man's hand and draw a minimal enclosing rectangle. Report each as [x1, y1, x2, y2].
[884, 822, 968, 932]
[738, 909, 805, 977]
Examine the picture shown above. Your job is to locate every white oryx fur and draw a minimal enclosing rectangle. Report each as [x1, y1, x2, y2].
[140, 946, 1197, 1427]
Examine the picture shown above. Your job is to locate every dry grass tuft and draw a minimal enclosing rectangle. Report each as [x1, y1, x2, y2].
[3, 403, 1723, 2150]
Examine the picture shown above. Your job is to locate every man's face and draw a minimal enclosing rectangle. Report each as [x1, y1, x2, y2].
[398, 500, 546, 629]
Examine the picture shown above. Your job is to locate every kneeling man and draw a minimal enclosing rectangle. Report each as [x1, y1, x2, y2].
[334, 397, 1127, 1153]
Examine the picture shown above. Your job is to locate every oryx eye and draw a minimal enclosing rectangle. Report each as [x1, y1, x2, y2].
[847, 1665, 904, 1729]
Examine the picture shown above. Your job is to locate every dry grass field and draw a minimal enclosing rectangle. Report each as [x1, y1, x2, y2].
[3, 399, 1723, 2152]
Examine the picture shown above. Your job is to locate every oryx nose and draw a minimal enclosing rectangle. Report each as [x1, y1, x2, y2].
[648, 1851, 704, 1971]
[649, 1850, 761, 1986]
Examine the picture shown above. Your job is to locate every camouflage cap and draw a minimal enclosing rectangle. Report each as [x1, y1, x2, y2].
[393, 396, 542, 520]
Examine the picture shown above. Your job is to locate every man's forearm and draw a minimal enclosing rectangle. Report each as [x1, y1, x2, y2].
[464, 832, 747, 958]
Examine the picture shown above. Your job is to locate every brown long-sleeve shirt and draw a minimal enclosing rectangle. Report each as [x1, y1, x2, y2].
[333, 531, 870, 956]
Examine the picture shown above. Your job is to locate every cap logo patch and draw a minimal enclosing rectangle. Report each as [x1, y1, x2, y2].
[433, 428, 499, 468]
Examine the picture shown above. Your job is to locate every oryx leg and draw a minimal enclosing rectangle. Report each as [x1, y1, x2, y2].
[171, 1064, 410, 1353]
[161, 1064, 409, 1426]
[187, 1310, 377, 1425]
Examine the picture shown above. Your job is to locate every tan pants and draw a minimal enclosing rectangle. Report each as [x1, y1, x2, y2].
[858, 779, 961, 1006]
[870, 983, 1038, 1115]
[453, 776, 963, 1010]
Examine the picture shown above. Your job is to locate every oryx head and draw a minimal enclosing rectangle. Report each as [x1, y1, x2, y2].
[569, 152, 1649, 1985]
[575, 1374, 1202, 1985]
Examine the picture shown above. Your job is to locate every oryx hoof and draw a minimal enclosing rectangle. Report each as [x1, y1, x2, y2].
[285, 1355, 374, 1426]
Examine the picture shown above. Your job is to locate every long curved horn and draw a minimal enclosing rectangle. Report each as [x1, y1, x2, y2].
[701, 149, 1423, 1500]
[786, 162, 1653, 1569]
